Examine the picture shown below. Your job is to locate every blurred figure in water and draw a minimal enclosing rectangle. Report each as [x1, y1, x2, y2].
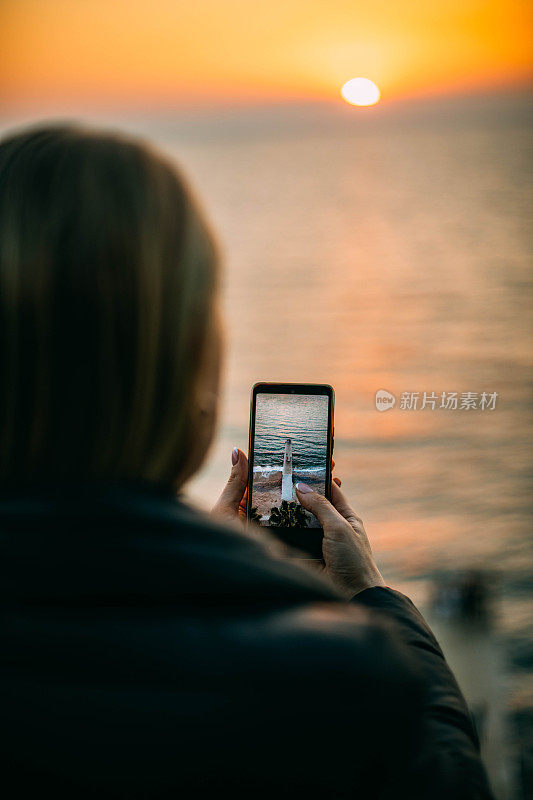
[460, 570, 492, 624]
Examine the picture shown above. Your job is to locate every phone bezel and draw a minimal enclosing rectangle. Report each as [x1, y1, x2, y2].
[247, 382, 334, 559]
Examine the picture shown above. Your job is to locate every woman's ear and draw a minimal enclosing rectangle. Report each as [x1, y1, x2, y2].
[175, 313, 223, 489]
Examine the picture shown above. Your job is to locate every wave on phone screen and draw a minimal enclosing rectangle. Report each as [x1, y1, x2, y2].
[252, 394, 328, 528]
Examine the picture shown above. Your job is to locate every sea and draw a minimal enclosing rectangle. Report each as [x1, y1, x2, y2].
[253, 392, 329, 472]
[157, 94, 532, 573]
[3, 88, 532, 796]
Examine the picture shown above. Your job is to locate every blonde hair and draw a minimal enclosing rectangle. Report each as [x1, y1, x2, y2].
[0, 124, 220, 487]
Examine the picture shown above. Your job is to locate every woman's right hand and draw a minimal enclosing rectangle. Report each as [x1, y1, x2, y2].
[295, 479, 385, 598]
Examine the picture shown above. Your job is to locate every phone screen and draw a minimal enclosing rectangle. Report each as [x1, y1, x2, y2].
[247, 384, 333, 556]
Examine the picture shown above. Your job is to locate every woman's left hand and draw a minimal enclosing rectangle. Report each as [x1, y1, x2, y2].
[211, 448, 248, 523]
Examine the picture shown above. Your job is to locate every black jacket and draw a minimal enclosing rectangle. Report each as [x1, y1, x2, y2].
[0, 486, 493, 798]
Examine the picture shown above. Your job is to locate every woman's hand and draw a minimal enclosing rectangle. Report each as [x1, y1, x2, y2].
[211, 448, 248, 523]
[212, 451, 385, 597]
[295, 479, 385, 598]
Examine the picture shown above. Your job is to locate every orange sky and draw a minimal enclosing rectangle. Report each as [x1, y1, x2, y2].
[1, 0, 532, 112]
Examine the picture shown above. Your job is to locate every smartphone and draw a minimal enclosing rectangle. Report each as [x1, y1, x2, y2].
[247, 382, 334, 559]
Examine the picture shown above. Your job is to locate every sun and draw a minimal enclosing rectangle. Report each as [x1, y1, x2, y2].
[341, 78, 381, 106]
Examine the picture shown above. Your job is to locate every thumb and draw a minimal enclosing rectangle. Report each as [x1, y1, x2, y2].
[212, 448, 248, 520]
[295, 482, 345, 530]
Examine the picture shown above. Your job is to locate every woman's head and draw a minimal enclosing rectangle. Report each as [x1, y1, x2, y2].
[0, 124, 221, 488]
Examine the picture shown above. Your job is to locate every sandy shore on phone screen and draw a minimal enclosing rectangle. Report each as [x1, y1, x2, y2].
[252, 469, 325, 528]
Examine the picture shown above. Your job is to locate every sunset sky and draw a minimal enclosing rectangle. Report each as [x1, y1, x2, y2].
[1, 0, 532, 113]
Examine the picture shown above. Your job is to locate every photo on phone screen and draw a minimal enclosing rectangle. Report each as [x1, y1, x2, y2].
[248, 386, 332, 530]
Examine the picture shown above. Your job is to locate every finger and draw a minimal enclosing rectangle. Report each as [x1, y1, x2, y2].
[238, 487, 248, 521]
[330, 480, 363, 527]
[238, 486, 248, 512]
[333, 476, 342, 487]
[295, 482, 346, 529]
[211, 448, 248, 519]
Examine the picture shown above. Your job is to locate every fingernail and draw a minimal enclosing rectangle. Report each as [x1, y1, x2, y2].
[295, 482, 312, 494]
[231, 447, 239, 466]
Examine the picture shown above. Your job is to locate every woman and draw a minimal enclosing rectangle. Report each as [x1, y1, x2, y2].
[0, 125, 492, 798]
